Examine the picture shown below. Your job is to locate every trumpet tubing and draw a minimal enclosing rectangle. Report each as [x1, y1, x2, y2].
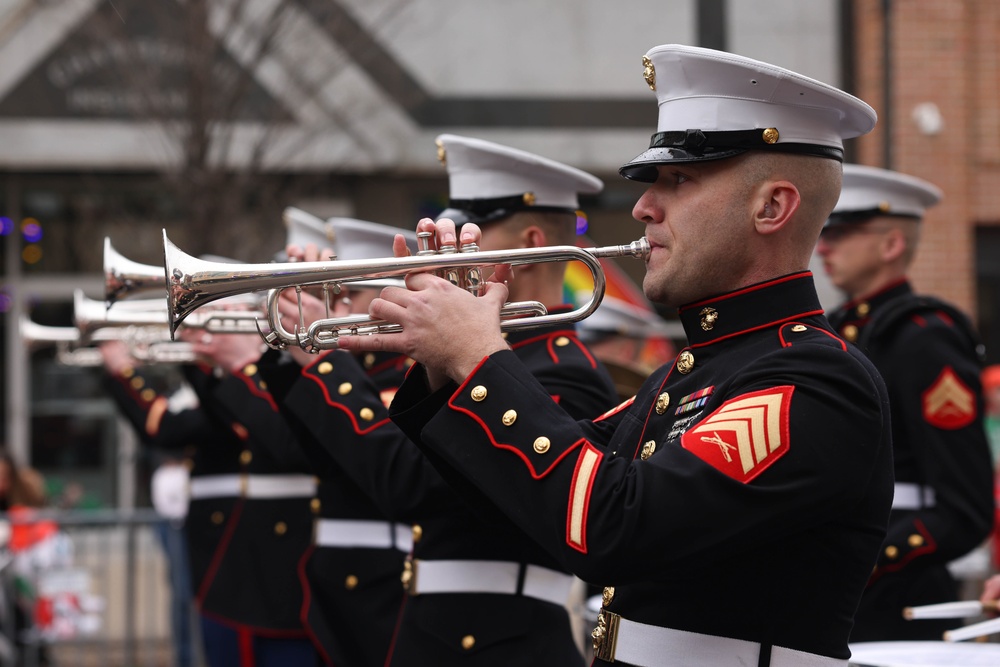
[271, 296, 549, 353]
[77, 288, 264, 336]
[20, 315, 196, 365]
[20, 318, 82, 351]
[75, 289, 169, 335]
[165, 229, 650, 347]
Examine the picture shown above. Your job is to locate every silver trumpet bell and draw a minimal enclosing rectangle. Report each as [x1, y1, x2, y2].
[163, 228, 650, 353]
[105, 237, 166, 306]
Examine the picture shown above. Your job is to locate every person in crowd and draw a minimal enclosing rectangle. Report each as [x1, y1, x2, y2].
[336, 44, 893, 666]
[0, 448, 46, 512]
[983, 365, 1000, 570]
[816, 164, 995, 641]
[982, 365, 1000, 464]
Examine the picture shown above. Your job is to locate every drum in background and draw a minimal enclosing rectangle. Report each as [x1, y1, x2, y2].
[849, 640, 1000, 666]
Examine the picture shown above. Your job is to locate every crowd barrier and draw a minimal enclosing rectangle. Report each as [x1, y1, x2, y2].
[0, 508, 176, 667]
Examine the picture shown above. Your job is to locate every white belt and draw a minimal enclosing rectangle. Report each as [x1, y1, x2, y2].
[892, 482, 936, 510]
[403, 559, 573, 608]
[188, 474, 317, 500]
[592, 614, 846, 667]
[314, 519, 413, 552]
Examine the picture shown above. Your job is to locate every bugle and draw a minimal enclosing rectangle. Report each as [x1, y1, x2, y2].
[164, 230, 650, 351]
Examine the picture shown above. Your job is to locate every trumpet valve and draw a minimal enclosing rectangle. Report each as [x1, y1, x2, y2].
[459, 242, 484, 296]
[416, 231, 435, 256]
[435, 244, 461, 286]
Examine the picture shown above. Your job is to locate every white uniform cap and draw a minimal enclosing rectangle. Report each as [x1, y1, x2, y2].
[578, 297, 680, 342]
[328, 217, 417, 290]
[435, 134, 603, 225]
[620, 44, 878, 182]
[328, 217, 416, 261]
[283, 207, 335, 250]
[280, 208, 414, 287]
[828, 164, 942, 225]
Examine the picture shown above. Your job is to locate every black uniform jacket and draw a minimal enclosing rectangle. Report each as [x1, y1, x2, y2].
[103, 365, 244, 595]
[269, 320, 618, 666]
[829, 280, 994, 640]
[259, 349, 413, 667]
[390, 272, 895, 662]
[182, 362, 313, 638]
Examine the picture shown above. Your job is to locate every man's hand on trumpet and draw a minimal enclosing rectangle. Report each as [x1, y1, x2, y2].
[278, 242, 347, 366]
[99, 339, 137, 375]
[179, 326, 264, 375]
[338, 218, 512, 391]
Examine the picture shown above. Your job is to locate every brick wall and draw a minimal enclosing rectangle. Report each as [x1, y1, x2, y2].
[852, 0, 1000, 319]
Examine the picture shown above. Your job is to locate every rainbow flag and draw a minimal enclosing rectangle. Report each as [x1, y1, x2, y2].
[562, 236, 651, 312]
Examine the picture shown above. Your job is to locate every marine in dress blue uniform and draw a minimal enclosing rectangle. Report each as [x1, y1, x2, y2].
[165, 271, 320, 667]
[262, 144, 620, 666]
[260, 211, 416, 667]
[817, 165, 995, 641]
[338, 44, 895, 667]
[100, 345, 244, 667]
[178, 359, 320, 667]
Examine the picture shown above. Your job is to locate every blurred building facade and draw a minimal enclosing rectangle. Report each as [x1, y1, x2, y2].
[0, 0, 996, 501]
[851, 0, 1000, 366]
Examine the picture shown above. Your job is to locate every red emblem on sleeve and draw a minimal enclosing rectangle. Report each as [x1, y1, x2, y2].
[921, 366, 976, 429]
[680, 386, 793, 483]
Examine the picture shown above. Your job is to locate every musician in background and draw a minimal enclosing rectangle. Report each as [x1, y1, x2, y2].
[260, 135, 619, 666]
[816, 165, 994, 641]
[175, 315, 320, 666]
[100, 339, 238, 667]
[254, 212, 417, 667]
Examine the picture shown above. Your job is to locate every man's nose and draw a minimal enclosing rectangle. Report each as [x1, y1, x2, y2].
[632, 190, 659, 225]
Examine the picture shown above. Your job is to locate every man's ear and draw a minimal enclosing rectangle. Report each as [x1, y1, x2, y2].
[754, 181, 801, 235]
[521, 224, 547, 248]
[879, 227, 907, 263]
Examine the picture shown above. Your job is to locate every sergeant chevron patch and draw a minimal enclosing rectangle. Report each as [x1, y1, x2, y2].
[921, 366, 976, 429]
[680, 386, 793, 483]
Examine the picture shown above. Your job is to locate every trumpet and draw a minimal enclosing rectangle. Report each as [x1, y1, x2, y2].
[75, 289, 169, 336]
[20, 316, 198, 365]
[104, 237, 166, 305]
[76, 289, 264, 337]
[164, 229, 650, 352]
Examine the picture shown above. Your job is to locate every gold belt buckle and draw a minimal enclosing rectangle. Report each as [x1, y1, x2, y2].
[400, 557, 417, 594]
[591, 610, 620, 661]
